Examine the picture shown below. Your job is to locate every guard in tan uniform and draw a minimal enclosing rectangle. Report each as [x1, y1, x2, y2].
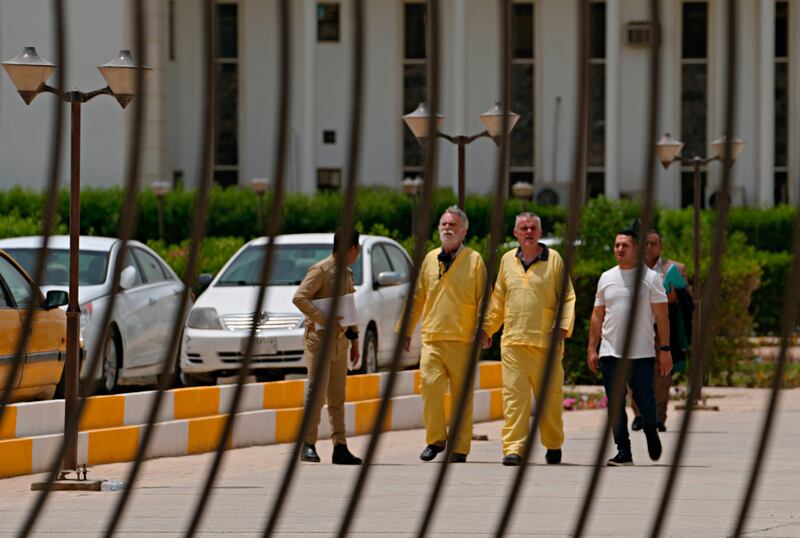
[293, 229, 363, 465]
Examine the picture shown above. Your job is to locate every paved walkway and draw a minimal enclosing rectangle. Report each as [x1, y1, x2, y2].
[0, 387, 798, 537]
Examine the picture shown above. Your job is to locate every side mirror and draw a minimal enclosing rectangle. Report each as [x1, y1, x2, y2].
[119, 265, 138, 290]
[197, 273, 214, 292]
[376, 271, 404, 288]
[43, 290, 68, 310]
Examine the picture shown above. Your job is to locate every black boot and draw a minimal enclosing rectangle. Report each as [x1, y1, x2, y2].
[300, 443, 320, 463]
[332, 443, 363, 465]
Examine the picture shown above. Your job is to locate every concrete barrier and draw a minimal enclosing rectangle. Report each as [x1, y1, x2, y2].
[0, 362, 504, 479]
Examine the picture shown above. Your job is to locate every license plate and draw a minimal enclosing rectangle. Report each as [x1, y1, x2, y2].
[249, 336, 277, 355]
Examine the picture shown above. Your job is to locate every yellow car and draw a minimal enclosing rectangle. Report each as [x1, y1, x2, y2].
[0, 249, 68, 402]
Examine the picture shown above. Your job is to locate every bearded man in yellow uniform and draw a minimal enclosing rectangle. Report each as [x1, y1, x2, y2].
[399, 206, 487, 463]
[481, 212, 575, 466]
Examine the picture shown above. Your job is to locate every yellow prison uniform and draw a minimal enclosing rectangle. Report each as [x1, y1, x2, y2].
[397, 246, 487, 454]
[293, 254, 357, 446]
[483, 247, 575, 455]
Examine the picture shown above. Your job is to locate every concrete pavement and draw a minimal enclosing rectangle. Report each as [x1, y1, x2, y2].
[0, 386, 798, 537]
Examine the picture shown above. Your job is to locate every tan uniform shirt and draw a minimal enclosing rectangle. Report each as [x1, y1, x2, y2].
[293, 254, 358, 339]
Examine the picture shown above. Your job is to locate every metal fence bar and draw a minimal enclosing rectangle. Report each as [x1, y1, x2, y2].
[102, 1, 217, 535]
[0, 0, 66, 433]
[182, 0, 296, 532]
[260, 0, 364, 532]
[416, 0, 507, 534]
[731, 203, 800, 536]
[17, 1, 147, 534]
[335, 0, 447, 532]
[572, 0, 662, 534]
[493, 0, 595, 532]
[649, 0, 738, 535]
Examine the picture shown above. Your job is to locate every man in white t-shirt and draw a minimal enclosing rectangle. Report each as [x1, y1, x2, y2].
[587, 230, 672, 466]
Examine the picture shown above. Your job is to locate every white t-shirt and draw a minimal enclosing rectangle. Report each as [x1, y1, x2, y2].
[594, 265, 668, 359]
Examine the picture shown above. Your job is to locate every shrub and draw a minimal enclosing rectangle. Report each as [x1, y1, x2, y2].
[146, 236, 246, 281]
[0, 213, 67, 239]
[728, 205, 796, 252]
[749, 251, 796, 335]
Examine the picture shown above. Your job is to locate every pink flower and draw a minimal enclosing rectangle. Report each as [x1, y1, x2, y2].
[563, 398, 577, 410]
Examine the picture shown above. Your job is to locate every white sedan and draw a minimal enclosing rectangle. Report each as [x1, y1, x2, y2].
[181, 233, 422, 385]
[0, 236, 189, 393]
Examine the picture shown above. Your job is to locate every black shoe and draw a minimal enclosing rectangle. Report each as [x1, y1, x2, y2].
[657, 421, 667, 432]
[645, 430, 662, 462]
[420, 443, 446, 462]
[607, 451, 633, 466]
[545, 449, 562, 464]
[300, 443, 320, 463]
[631, 416, 643, 431]
[449, 452, 467, 463]
[502, 454, 522, 466]
[332, 444, 362, 465]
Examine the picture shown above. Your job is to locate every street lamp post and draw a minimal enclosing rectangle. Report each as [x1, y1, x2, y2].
[402, 102, 519, 209]
[2, 46, 150, 479]
[655, 132, 745, 406]
[401, 175, 425, 236]
[249, 177, 271, 236]
[151, 180, 172, 241]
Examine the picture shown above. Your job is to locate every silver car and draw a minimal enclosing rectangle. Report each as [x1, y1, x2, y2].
[0, 236, 190, 393]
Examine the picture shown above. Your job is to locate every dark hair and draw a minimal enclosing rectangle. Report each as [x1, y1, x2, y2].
[648, 228, 662, 242]
[333, 229, 360, 253]
[617, 229, 638, 243]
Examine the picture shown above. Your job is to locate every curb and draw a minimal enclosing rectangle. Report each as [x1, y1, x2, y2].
[0, 362, 503, 479]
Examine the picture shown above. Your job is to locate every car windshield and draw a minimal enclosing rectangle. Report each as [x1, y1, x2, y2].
[3, 248, 109, 286]
[216, 243, 363, 286]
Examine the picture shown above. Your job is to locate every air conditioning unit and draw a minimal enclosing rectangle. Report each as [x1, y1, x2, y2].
[534, 183, 571, 206]
[625, 21, 659, 47]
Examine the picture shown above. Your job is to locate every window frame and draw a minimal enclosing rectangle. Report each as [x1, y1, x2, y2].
[213, 1, 241, 187]
[317, 3, 341, 43]
[679, 0, 709, 208]
[370, 244, 394, 283]
[509, 1, 535, 184]
[0, 254, 41, 309]
[131, 247, 171, 284]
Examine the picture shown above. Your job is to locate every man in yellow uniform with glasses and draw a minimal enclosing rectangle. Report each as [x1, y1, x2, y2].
[481, 212, 575, 466]
[399, 206, 487, 463]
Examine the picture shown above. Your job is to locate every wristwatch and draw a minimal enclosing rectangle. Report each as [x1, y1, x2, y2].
[659, 345, 671, 352]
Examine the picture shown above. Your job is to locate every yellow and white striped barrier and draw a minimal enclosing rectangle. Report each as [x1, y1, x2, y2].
[0, 363, 503, 479]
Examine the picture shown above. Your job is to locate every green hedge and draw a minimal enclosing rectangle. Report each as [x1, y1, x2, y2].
[2, 187, 799, 386]
[0, 186, 567, 244]
[749, 251, 796, 335]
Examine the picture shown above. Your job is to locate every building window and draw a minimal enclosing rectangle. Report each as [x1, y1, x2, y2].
[168, 1, 176, 61]
[510, 2, 534, 185]
[317, 3, 340, 42]
[680, 1, 708, 207]
[774, 1, 789, 204]
[402, 2, 427, 179]
[587, 1, 605, 198]
[214, 3, 239, 187]
[317, 168, 342, 191]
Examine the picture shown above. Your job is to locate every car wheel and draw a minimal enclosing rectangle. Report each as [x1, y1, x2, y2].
[101, 329, 121, 394]
[359, 329, 378, 374]
[158, 333, 183, 389]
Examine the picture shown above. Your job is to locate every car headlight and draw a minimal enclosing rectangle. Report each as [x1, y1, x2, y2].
[187, 307, 224, 330]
